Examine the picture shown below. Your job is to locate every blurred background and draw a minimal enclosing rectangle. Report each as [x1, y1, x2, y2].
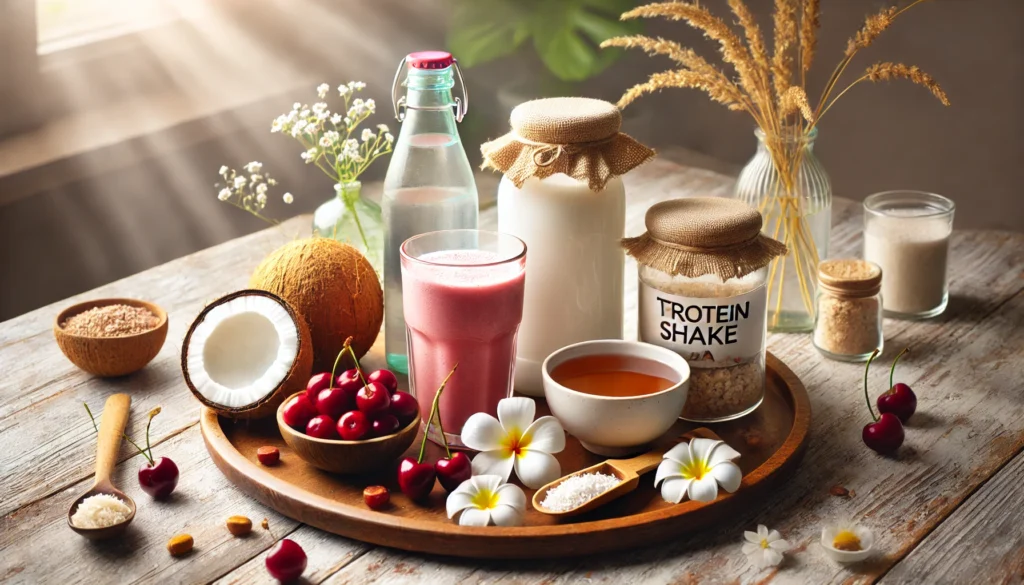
[0, 0, 1020, 321]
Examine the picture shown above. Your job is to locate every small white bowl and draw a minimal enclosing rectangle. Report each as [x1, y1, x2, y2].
[542, 340, 690, 456]
[821, 524, 875, 563]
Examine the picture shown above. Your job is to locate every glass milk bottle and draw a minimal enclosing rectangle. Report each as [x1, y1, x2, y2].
[484, 97, 654, 396]
[383, 51, 479, 374]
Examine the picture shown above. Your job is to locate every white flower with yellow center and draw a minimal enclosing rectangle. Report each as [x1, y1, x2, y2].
[445, 475, 526, 527]
[742, 524, 791, 569]
[655, 438, 742, 503]
[461, 397, 565, 489]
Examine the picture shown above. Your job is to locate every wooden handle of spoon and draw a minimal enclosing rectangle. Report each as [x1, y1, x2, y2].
[611, 450, 665, 477]
[94, 394, 131, 487]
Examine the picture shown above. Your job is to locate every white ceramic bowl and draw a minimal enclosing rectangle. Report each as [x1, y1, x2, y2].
[542, 340, 690, 456]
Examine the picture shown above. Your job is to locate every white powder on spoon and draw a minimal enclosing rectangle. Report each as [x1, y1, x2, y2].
[539, 472, 621, 512]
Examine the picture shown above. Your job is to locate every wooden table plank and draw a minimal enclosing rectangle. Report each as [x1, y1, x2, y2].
[2, 154, 1023, 584]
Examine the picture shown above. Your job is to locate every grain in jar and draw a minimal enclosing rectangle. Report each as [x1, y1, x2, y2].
[624, 197, 787, 422]
[812, 259, 883, 361]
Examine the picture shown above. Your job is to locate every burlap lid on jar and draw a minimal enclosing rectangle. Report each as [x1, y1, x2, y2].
[623, 197, 788, 280]
[480, 97, 655, 192]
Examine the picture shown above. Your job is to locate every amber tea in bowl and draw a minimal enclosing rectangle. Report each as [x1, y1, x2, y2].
[542, 340, 690, 456]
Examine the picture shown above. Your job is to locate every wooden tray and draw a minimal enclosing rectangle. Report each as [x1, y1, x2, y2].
[201, 352, 810, 559]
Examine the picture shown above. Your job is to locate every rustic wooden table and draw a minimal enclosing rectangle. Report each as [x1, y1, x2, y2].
[2, 156, 1022, 584]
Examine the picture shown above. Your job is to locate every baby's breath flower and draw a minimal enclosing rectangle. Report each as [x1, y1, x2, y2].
[385, 133, 394, 143]
[361, 128, 374, 142]
[292, 102, 301, 110]
[365, 98, 376, 113]
[256, 183, 268, 195]
[250, 174, 263, 183]
[218, 188, 231, 201]
[312, 102, 327, 114]
[219, 165, 229, 175]
[233, 176, 247, 188]
[256, 193, 267, 205]
[316, 83, 329, 99]
[282, 192, 294, 204]
[244, 161, 263, 173]
[337, 84, 350, 96]
[349, 81, 366, 90]
[330, 113, 343, 125]
[268, 178, 278, 186]
[271, 119, 284, 133]
[377, 123, 389, 133]
[319, 136, 333, 148]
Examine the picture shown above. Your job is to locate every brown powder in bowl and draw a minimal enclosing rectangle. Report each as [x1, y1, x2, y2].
[62, 304, 160, 337]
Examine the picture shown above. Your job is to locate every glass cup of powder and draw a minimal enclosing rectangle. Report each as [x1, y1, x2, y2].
[863, 191, 954, 319]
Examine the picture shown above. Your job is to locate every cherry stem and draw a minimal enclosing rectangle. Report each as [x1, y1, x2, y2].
[342, 337, 370, 388]
[123, 433, 154, 465]
[417, 363, 458, 464]
[83, 402, 98, 433]
[328, 340, 349, 390]
[864, 348, 880, 422]
[85, 402, 153, 464]
[890, 347, 909, 389]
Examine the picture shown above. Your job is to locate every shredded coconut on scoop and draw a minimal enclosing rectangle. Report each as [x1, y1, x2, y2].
[70, 494, 131, 528]
[539, 472, 620, 512]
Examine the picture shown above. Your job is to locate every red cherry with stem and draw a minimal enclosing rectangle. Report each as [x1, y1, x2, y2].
[316, 386, 354, 419]
[335, 369, 363, 405]
[397, 363, 458, 500]
[337, 410, 370, 441]
[138, 457, 179, 499]
[371, 413, 400, 438]
[435, 452, 472, 492]
[367, 369, 399, 394]
[265, 538, 307, 582]
[305, 415, 338, 439]
[304, 372, 333, 403]
[862, 349, 905, 453]
[877, 347, 917, 423]
[357, 382, 391, 416]
[323, 338, 364, 413]
[389, 391, 419, 426]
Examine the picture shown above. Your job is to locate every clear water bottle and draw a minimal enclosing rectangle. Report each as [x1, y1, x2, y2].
[383, 51, 479, 374]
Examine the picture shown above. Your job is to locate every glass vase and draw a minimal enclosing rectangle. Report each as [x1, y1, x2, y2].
[312, 181, 384, 276]
[735, 127, 831, 332]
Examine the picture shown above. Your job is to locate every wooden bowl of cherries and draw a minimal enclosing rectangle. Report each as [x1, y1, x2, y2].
[277, 364, 420, 475]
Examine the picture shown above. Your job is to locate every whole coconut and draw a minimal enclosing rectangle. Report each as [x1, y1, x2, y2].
[250, 237, 383, 369]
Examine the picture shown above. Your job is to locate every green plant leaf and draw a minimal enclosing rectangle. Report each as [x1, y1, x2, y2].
[447, 1, 531, 68]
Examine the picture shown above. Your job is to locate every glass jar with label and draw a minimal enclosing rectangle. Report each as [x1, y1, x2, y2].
[624, 197, 787, 422]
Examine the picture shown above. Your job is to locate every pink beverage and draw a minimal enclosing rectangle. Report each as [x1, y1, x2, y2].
[401, 230, 526, 448]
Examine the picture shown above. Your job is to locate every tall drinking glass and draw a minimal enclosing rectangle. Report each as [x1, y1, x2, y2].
[401, 230, 526, 447]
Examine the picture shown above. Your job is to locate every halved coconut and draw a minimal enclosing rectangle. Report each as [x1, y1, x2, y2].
[182, 290, 313, 419]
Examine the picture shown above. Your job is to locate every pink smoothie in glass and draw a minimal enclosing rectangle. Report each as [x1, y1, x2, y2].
[401, 249, 526, 446]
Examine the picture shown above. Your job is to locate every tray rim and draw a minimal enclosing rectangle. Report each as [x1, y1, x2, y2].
[201, 352, 810, 557]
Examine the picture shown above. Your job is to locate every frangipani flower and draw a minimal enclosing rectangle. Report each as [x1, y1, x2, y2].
[446, 475, 526, 527]
[461, 397, 565, 489]
[743, 524, 791, 569]
[655, 438, 742, 503]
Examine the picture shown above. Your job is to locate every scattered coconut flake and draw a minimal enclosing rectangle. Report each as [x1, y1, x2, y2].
[71, 494, 131, 528]
[539, 472, 620, 512]
[62, 304, 159, 337]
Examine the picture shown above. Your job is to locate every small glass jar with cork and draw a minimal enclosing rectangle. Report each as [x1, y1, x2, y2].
[812, 259, 884, 361]
[624, 197, 787, 423]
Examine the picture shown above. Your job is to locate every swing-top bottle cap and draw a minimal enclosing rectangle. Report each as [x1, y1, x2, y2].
[407, 51, 454, 69]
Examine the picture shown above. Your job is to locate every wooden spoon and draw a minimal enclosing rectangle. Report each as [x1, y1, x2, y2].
[533, 428, 722, 517]
[68, 393, 136, 539]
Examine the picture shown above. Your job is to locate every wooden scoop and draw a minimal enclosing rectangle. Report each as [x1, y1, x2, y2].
[68, 393, 136, 539]
[533, 428, 722, 517]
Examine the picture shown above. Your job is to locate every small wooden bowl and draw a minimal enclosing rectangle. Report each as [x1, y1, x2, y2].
[276, 392, 421, 475]
[54, 298, 168, 377]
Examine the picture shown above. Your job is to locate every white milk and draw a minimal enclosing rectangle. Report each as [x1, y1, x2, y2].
[864, 212, 950, 316]
[498, 173, 625, 396]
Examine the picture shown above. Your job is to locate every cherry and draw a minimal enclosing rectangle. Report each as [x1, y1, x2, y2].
[265, 538, 307, 582]
[304, 372, 333, 403]
[862, 349, 905, 453]
[363, 485, 390, 510]
[863, 412, 906, 453]
[397, 457, 436, 500]
[335, 369, 364, 402]
[435, 452, 472, 492]
[337, 410, 370, 441]
[257, 446, 280, 466]
[356, 382, 391, 416]
[282, 394, 317, 430]
[370, 413, 400, 438]
[877, 348, 917, 423]
[305, 415, 339, 440]
[367, 369, 399, 394]
[316, 386, 354, 419]
[397, 363, 457, 501]
[138, 456, 179, 499]
[389, 391, 419, 426]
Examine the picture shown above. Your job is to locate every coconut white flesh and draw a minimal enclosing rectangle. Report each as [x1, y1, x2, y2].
[186, 295, 300, 409]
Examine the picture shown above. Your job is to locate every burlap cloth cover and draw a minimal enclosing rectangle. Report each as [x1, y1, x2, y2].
[623, 197, 788, 280]
[480, 97, 655, 191]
